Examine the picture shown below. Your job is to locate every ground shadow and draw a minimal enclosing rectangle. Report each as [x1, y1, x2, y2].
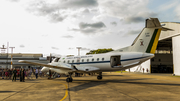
[0, 91, 16, 93]
[67, 78, 180, 91]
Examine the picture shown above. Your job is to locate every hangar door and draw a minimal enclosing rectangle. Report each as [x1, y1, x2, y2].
[151, 38, 173, 73]
[151, 54, 173, 73]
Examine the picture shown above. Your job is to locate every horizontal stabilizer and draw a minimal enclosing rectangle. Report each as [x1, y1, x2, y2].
[162, 27, 174, 31]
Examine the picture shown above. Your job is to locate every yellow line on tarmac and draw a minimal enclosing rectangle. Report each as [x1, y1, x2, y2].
[59, 83, 68, 101]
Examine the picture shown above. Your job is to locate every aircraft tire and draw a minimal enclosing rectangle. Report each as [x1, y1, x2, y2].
[97, 76, 102, 80]
[66, 78, 73, 82]
[70, 78, 73, 82]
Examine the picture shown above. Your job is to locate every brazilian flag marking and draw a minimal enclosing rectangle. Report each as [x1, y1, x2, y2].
[146, 29, 162, 54]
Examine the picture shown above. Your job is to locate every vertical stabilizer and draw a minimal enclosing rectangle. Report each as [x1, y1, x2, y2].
[130, 18, 162, 54]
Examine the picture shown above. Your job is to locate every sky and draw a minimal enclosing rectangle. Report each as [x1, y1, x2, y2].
[0, 0, 180, 56]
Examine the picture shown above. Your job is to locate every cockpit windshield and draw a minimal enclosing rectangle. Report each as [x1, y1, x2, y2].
[53, 58, 60, 62]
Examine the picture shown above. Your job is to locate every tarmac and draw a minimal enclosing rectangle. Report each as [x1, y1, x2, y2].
[0, 72, 180, 101]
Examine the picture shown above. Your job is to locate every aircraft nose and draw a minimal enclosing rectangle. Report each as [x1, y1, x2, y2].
[41, 67, 49, 72]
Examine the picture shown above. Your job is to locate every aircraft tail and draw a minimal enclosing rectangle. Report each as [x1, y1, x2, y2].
[112, 18, 172, 54]
[131, 18, 162, 54]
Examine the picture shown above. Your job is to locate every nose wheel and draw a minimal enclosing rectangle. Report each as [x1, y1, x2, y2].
[97, 76, 102, 80]
[66, 73, 73, 82]
[97, 72, 102, 80]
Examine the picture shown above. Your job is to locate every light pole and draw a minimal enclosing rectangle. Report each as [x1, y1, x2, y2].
[9, 47, 15, 69]
[76, 47, 82, 56]
[0, 45, 6, 53]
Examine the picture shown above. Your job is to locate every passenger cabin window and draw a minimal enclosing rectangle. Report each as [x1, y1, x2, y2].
[87, 59, 89, 62]
[97, 58, 99, 61]
[67, 60, 70, 63]
[54, 58, 60, 62]
[72, 60, 74, 63]
[92, 58, 94, 61]
[102, 58, 104, 61]
[82, 59, 84, 62]
[63, 61, 66, 63]
[77, 60, 80, 63]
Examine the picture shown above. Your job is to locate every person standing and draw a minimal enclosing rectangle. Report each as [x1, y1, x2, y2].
[30, 68, 32, 79]
[2, 69, 4, 79]
[146, 68, 149, 73]
[20, 68, 23, 82]
[39, 69, 42, 77]
[9, 69, 12, 80]
[22, 68, 25, 82]
[48, 69, 51, 79]
[17, 68, 20, 80]
[5, 69, 9, 79]
[35, 69, 38, 79]
[27, 69, 30, 80]
[12, 68, 17, 81]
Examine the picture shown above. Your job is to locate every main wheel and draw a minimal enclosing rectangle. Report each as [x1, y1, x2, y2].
[66, 78, 73, 82]
[69, 78, 73, 82]
[97, 76, 102, 80]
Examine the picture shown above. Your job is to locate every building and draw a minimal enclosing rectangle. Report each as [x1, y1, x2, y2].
[132, 22, 180, 76]
[0, 53, 50, 69]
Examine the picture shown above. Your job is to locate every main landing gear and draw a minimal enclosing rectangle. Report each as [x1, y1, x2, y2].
[66, 73, 73, 82]
[97, 72, 102, 80]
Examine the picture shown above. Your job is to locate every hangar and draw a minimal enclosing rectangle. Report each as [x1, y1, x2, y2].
[132, 22, 180, 76]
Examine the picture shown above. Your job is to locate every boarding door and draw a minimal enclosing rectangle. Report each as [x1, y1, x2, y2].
[110, 55, 121, 68]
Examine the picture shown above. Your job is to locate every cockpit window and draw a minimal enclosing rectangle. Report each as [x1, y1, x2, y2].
[54, 58, 60, 62]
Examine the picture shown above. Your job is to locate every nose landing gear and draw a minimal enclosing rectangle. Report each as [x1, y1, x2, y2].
[97, 72, 102, 80]
[66, 73, 73, 82]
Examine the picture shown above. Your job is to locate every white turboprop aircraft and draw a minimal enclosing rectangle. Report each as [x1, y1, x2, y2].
[19, 18, 171, 82]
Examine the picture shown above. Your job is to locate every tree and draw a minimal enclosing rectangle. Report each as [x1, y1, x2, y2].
[86, 48, 114, 55]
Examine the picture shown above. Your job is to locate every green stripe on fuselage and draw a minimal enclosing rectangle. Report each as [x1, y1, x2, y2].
[146, 29, 158, 53]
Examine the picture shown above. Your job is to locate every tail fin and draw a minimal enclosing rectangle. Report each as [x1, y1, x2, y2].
[112, 18, 172, 54]
[130, 18, 162, 54]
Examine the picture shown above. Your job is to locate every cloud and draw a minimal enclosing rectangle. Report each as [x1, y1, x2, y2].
[71, 22, 106, 35]
[61, 0, 98, 8]
[49, 13, 67, 23]
[68, 48, 74, 50]
[82, 9, 90, 13]
[79, 22, 106, 29]
[110, 21, 117, 26]
[72, 28, 105, 35]
[26, 0, 98, 23]
[51, 47, 59, 50]
[125, 29, 141, 36]
[123, 12, 158, 23]
[97, 0, 158, 24]
[8, 0, 20, 2]
[61, 35, 74, 38]
[98, 0, 148, 17]
[124, 17, 144, 23]
[19, 44, 25, 48]
[81, 47, 90, 51]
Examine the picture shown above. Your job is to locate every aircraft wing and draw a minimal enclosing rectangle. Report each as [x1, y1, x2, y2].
[18, 60, 72, 70]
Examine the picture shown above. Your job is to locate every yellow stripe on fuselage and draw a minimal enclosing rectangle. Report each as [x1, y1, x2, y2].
[150, 29, 162, 54]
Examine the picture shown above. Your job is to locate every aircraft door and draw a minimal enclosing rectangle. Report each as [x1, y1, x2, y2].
[110, 55, 121, 68]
